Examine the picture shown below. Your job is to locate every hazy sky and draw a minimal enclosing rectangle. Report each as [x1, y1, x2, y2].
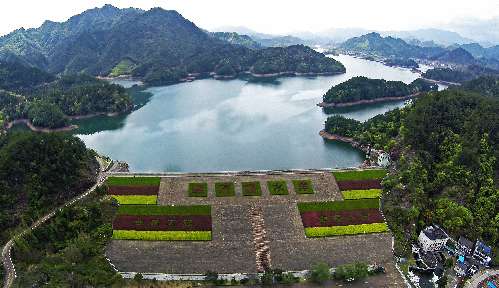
[1, 0, 499, 37]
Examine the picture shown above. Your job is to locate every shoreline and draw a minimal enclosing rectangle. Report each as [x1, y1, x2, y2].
[420, 77, 461, 86]
[317, 92, 420, 108]
[2, 104, 134, 133]
[319, 130, 369, 152]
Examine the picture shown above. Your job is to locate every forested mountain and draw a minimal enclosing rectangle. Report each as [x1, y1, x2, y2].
[322, 77, 437, 104]
[0, 5, 345, 85]
[422, 65, 499, 84]
[209, 32, 265, 49]
[338, 32, 446, 59]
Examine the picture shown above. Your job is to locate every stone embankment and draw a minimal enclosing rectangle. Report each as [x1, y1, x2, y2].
[317, 93, 420, 108]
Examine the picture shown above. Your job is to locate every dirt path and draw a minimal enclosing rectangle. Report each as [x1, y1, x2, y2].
[1, 157, 105, 288]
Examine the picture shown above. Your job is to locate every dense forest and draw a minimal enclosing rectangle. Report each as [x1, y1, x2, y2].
[0, 63, 133, 129]
[0, 132, 98, 245]
[322, 77, 437, 104]
[324, 78, 499, 261]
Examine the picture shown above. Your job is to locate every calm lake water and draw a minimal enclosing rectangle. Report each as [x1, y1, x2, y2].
[68, 55, 430, 173]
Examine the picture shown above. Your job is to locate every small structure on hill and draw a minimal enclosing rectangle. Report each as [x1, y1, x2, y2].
[418, 226, 449, 252]
[473, 240, 492, 265]
[458, 236, 474, 256]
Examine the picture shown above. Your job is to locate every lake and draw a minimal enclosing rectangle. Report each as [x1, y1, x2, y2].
[71, 55, 433, 173]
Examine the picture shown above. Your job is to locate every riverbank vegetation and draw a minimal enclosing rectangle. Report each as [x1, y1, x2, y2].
[324, 80, 499, 259]
[322, 76, 437, 104]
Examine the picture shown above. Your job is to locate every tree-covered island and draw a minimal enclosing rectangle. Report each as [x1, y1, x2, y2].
[318, 76, 437, 107]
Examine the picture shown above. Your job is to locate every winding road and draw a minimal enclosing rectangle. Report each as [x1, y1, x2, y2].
[1, 157, 105, 288]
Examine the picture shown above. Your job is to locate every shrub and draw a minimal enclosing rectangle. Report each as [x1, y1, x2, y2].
[297, 199, 380, 213]
[333, 169, 388, 181]
[109, 195, 158, 205]
[308, 262, 331, 282]
[341, 189, 382, 199]
[242, 181, 262, 196]
[133, 273, 143, 282]
[215, 182, 235, 197]
[304, 223, 389, 237]
[108, 177, 160, 186]
[189, 183, 208, 197]
[268, 181, 288, 195]
[112, 230, 212, 241]
[293, 180, 314, 194]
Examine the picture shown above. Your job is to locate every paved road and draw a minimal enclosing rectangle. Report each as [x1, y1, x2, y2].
[1, 157, 105, 288]
[465, 269, 499, 288]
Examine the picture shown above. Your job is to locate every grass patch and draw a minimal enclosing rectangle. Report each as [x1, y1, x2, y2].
[293, 180, 314, 194]
[108, 176, 160, 186]
[341, 189, 382, 199]
[116, 205, 211, 215]
[109, 195, 157, 205]
[268, 181, 289, 195]
[333, 170, 388, 181]
[242, 181, 262, 196]
[112, 230, 211, 241]
[297, 199, 380, 213]
[188, 183, 208, 197]
[304, 223, 389, 237]
[215, 182, 235, 197]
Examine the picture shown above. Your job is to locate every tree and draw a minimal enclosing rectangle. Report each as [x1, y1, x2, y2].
[308, 262, 331, 282]
[437, 275, 448, 288]
[204, 270, 219, 284]
[133, 273, 143, 282]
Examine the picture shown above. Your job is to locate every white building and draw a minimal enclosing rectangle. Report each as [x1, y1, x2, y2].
[418, 226, 449, 252]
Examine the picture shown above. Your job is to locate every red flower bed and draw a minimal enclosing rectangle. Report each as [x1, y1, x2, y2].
[113, 215, 211, 231]
[108, 186, 159, 195]
[300, 208, 384, 228]
[336, 179, 381, 191]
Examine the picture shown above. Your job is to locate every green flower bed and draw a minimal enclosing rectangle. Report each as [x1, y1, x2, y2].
[293, 180, 314, 194]
[333, 170, 388, 181]
[304, 223, 389, 237]
[109, 195, 158, 205]
[242, 181, 262, 196]
[112, 230, 212, 241]
[116, 205, 211, 215]
[189, 183, 208, 197]
[268, 181, 288, 195]
[215, 182, 235, 197]
[108, 176, 161, 186]
[341, 189, 382, 200]
[297, 199, 380, 213]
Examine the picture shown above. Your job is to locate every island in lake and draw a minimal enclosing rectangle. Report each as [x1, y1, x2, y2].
[317, 76, 437, 107]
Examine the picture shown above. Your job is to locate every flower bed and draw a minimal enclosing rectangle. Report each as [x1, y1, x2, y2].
[293, 180, 314, 194]
[341, 189, 382, 200]
[300, 209, 384, 227]
[268, 181, 288, 195]
[298, 199, 380, 213]
[304, 223, 389, 237]
[215, 182, 235, 197]
[108, 176, 160, 186]
[108, 186, 159, 195]
[112, 230, 211, 241]
[333, 170, 387, 181]
[112, 205, 212, 241]
[336, 179, 382, 191]
[189, 183, 208, 197]
[242, 181, 262, 196]
[109, 195, 158, 205]
[298, 199, 387, 237]
[113, 215, 211, 231]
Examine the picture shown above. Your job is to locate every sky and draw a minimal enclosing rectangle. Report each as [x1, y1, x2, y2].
[1, 0, 499, 37]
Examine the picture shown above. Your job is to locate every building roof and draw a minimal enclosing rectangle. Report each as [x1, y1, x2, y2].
[422, 226, 448, 240]
[455, 261, 468, 272]
[475, 241, 492, 255]
[459, 236, 474, 250]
